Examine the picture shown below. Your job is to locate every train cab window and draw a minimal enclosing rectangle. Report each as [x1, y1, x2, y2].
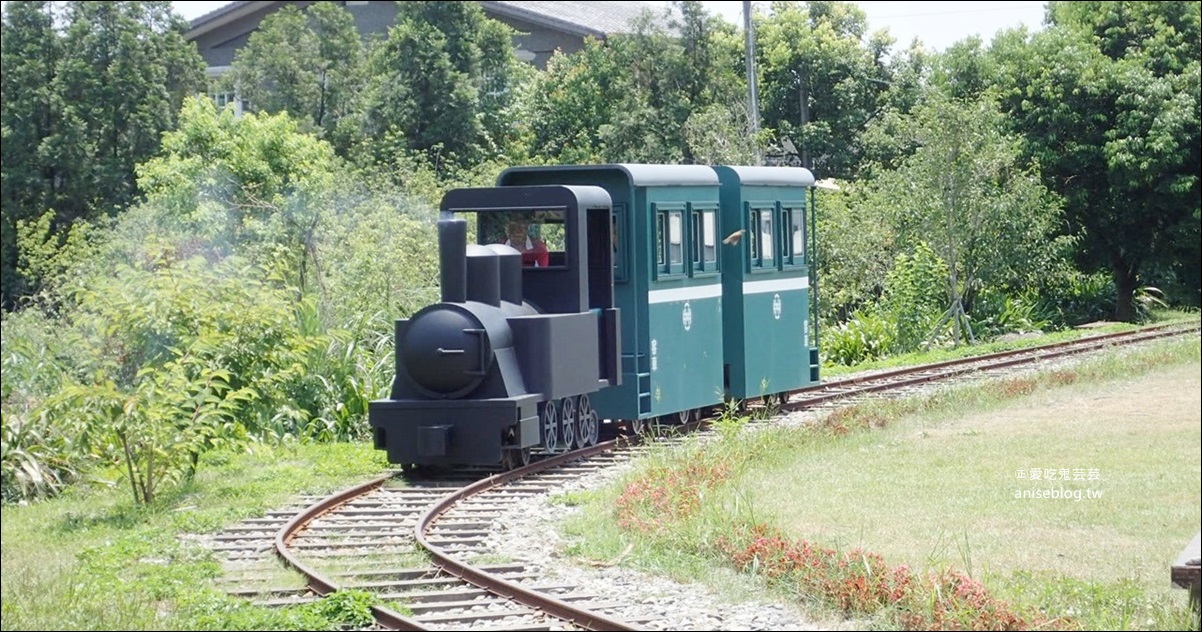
[655, 205, 686, 277]
[691, 208, 719, 273]
[475, 209, 567, 268]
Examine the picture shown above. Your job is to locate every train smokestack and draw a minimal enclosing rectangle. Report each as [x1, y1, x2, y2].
[438, 218, 467, 303]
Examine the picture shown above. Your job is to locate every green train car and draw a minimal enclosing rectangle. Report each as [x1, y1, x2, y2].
[497, 163, 819, 431]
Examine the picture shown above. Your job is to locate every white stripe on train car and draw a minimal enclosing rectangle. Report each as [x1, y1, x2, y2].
[742, 277, 810, 294]
[648, 284, 723, 304]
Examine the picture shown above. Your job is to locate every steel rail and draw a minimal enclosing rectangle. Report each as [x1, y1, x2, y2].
[786, 323, 1198, 409]
[274, 472, 428, 631]
[413, 439, 645, 632]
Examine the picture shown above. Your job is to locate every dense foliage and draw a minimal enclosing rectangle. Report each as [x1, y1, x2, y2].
[994, 1, 1201, 319]
[1, 0, 206, 308]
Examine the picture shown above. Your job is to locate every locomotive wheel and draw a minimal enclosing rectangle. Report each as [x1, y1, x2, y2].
[559, 396, 577, 450]
[541, 401, 560, 452]
[577, 394, 599, 447]
[501, 447, 531, 470]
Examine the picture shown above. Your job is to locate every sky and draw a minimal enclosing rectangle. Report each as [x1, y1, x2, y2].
[169, 1, 1047, 53]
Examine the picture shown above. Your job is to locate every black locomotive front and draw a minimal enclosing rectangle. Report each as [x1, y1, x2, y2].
[369, 185, 621, 469]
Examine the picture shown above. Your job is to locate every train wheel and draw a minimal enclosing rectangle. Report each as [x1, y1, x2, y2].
[761, 392, 789, 408]
[577, 395, 599, 447]
[656, 410, 687, 426]
[630, 418, 647, 435]
[501, 447, 531, 470]
[559, 396, 577, 450]
[541, 401, 560, 452]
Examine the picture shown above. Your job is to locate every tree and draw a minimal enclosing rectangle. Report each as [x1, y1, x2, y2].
[0, 0, 205, 309]
[1, 1, 61, 306]
[224, 3, 365, 153]
[994, 1, 1201, 318]
[756, 1, 902, 178]
[49, 1, 205, 219]
[522, 1, 749, 164]
[862, 93, 1063, 345]
[134, 96, 343, 293]
[360, 1, 520, 169]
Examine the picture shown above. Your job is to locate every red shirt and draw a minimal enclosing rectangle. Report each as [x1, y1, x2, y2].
[504, 237, 549, 267]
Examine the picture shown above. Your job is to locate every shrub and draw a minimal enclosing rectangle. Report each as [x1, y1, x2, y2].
[881, 243, 949, 353]
[971, 286, 1052, 338]
[824, 309, 896, 366]
[1036, 271, 1115, 327]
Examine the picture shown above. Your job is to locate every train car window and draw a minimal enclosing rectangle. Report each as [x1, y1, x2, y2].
[668, 211, 684, 270]
[760, 211, 775, 267]
[612, 204, 627, 282]
[473, 209, 567, 268]
[785, 206, 805, 265]
[747, 206, 775, 270]
[691, 208, 719, 273]
[691, 210, 702, 268]
[656, 212, 667, 270]
[654, 205, 686, 278]
[703, 211, 718, 268]
[746, 208, 760, 267]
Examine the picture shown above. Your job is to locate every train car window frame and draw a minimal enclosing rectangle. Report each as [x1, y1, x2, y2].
[745, 202, 777, 271]
[612, 204, 628, 283]
[781, 204, 806, 267]
[653, 203, 687, 279]
[689, 205, 720, 276]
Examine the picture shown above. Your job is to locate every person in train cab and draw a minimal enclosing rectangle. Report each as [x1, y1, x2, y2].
[502, 220, 549, 267]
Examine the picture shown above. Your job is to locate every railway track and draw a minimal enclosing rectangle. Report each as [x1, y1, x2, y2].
[780, 322, 1199, 412]
[206, 322, 1199, 630]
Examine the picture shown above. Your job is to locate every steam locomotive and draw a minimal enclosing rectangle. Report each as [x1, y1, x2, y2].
[369, 164, 819, 470]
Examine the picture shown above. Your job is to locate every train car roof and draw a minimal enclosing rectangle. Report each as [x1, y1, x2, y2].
[499, 164, 720, 187]
[614, 163, 720, 186]
[713, 165, 816, 187]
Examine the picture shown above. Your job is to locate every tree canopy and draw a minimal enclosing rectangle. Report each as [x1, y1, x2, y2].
[1, 0, 205, 307]
[994, 0, 1201, 318]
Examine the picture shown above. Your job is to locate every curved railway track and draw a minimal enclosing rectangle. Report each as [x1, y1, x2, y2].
[207, 322, 1199, 630]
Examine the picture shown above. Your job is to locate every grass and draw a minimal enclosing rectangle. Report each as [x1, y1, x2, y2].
[749, 361, 1200, 582]
[1, 442, 394, 631]
[745, 363, 1199, 629]
[560, 336, 1201, 630]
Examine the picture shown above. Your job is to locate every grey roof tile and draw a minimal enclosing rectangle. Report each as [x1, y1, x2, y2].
[486, 1, 665, 36]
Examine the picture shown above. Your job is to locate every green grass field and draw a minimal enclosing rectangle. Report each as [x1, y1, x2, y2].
[743, 362, 1200, 586]
[563, 336, 1201, 630]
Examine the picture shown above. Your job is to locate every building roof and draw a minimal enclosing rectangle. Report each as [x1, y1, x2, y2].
[185, 1, 664, 41]
[479, 1, 660, 39]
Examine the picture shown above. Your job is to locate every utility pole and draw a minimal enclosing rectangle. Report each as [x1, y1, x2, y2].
[744, 1, 761, 165]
